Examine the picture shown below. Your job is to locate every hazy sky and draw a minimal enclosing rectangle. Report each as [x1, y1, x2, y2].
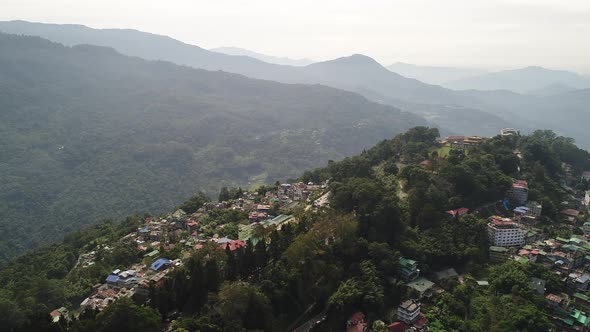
[2, 0, 590, 72]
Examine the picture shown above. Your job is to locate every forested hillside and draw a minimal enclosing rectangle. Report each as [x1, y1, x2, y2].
[0, 33, 426, 265]
[3, 126, 590, 331]
[0, 21, 528, 137]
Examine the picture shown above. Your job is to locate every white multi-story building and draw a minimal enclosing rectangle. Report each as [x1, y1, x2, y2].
[488, 217, 526, 247]
[398, 299, 421, 324]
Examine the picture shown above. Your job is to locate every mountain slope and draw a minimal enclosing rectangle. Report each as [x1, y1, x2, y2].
[446, 66, 590, 93]
[0, 33, 426, 265]
[4, 20, 590, 144]
[0, 21, 458, 106]
[0, 21, 504, 131]
[387, 62, 487, 85]
[210, 46, 314, 66]
[526, 82, 577, 96]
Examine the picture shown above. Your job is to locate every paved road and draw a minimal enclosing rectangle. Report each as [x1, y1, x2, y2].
[292, 307, 328, 332]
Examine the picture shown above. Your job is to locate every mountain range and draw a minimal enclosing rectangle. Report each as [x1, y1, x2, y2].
[0, 33, 425, 265]
[445, 66, 590, 94]
[210, 46, 314, 66]
[387, 62, 487, 85]
[0, 20, 514, 137]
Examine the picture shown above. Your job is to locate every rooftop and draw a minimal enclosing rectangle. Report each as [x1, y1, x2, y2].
[150, 258, 171, 271]
[399, 299, 420, 312]
[407, 277, 434, 294]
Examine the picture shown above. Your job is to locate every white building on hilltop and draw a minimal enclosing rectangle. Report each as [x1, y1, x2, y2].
[488, 216, 526, 247]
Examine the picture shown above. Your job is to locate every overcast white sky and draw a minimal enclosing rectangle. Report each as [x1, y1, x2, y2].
[2, 0, 590, 72]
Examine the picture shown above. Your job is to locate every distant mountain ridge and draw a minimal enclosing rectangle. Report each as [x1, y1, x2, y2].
[3, 20, 590, 145]
[445, 66, 590, 93]
[387, 62, 487, 85]
[210, 46, 314, 66]
[0, 20, 512, 137]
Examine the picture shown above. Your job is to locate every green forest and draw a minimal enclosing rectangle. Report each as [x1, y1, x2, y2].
[3, 126, 590, 331]
[0, 33, 425, 265]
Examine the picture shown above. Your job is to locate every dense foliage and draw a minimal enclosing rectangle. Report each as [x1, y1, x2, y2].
[0, 33, 425, 265]
[2, 126, 590, 331]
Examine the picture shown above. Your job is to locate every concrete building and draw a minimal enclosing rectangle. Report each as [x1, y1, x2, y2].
[488, 217, 526, 247]
[527, 201, 543, 217]
[489, 246, 510, 263]
[507, 180, 529, 206]
[397, 299, 421, 324]
[399, 257, 420, 281]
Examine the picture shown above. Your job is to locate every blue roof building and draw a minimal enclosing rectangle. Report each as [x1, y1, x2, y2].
[106, 274, 119, 284]
[151, 258, 171, 271]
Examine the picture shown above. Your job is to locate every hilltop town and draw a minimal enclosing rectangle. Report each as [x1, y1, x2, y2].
[6, 126, 590, 332]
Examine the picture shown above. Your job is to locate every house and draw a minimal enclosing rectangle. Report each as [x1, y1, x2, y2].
[387, 322, 407, 332]
[399, 257, 420, 281]
[105, 274, 120, 287]
[256, 204, 271, 212]
[446, 208, 469, 218]
[407, 277, 435, 298]
[447, 135, 487, 149]
[525, 230, 541, 244]
[561, 209, 581, 220]
[145, 249, 159, 258]
[546, 293, 568, 311]
[582, 171, 590, 182]
[346, 312, 367, 332]
[434, 268, 458, 281]
[529, 277, 546, 295]
[527, 201, 543, 217]
[567, 273, 590, 292]
[574, 293, 590, 313]
[487, 217, 526, 246]
[507, 180, 529, 206]
[150, 258, 172, 271]
[489, 246, 510, 263]
[397, 299, 421, 324]
[49, 307, 69, 323]
[219, 239, 247, 252]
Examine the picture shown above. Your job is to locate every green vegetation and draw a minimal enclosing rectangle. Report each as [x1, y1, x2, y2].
[2, 126, 590, 331]
[0, 33, 425, 265]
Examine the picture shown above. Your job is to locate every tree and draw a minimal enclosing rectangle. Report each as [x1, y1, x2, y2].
[94, 297, 161, 332]
[218, 187, 230, 202]
[217, 282, 274, 330]
[178, 192, 210, 214]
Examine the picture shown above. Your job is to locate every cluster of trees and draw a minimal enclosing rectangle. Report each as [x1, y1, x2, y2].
[428, 261, 555, 331]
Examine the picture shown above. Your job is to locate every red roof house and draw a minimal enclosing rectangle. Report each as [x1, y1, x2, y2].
[446, 207, 469, 217]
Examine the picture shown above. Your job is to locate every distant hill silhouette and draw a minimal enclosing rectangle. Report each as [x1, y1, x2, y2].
[3, 20, 590, 146]
[445, 66, 590, 93]
[387, 62, 487, 85]
[0, 20, 512, 136]
[210, 46, 314, 66]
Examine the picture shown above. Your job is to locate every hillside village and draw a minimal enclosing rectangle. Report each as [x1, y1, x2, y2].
[50, 181, 328, 323]
[30, 127, 590, 331]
